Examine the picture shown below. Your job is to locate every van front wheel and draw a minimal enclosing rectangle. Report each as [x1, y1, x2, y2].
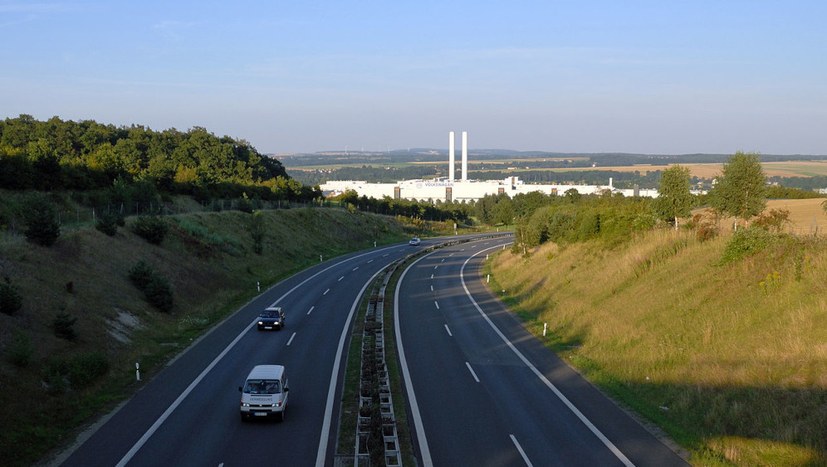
[277, 409, 285, 422]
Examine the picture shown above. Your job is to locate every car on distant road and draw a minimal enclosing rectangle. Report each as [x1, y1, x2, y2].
[257, 306, 285, 330]
[409, 237, 421, 246]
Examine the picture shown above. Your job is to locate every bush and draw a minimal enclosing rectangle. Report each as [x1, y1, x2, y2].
[720, 227, 779, 264]
[95, 211, 120, 236]
[23, 194, 60, 246]
[132, 215, 168, 244]
[67, 352, 110, 388]
[0, 277, 23, 315]
[144, 276, 174, 312]
[688, 214, 720, 242]
[53, 311, 77, 341]
[128, 260, 155, 290]
[41, 352, 109, 392]
[752, 208, 791, 233]
[43, 362, 69, 395]
[237, 194, 253, 213]
[6, 331, 33, 368]
[129, 260, 174, 312]
[250, 212, 265, 255]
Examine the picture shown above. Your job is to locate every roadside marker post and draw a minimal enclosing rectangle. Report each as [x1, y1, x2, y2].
[135, 363, 141, 382]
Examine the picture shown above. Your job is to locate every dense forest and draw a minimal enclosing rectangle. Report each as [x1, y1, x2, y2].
[0, 115, 319, 202]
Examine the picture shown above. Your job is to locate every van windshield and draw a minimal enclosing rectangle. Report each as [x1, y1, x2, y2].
[243, 379, 281, 394]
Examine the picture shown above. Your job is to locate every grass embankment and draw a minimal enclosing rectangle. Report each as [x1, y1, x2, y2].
[488, 229, 827, 466]
[0, 207, 409, 466]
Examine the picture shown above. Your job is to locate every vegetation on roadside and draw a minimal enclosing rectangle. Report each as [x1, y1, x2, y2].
[488, 224, 827, 465]
[0, 207, 408, 466]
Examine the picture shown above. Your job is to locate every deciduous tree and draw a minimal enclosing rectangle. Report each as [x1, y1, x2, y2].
[709, 152, 767, 230]
[656, 165, 692, 230]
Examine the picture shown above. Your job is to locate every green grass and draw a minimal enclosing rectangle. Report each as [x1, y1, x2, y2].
[0, 206, 408, 466]
[489, 229, 827, 466]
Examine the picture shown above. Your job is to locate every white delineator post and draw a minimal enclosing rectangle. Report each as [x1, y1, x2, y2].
[448, 131, 455, 181]
[461, 131, 468, 182]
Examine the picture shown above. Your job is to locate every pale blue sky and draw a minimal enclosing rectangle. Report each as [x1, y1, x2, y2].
[1, 1, 825, 155]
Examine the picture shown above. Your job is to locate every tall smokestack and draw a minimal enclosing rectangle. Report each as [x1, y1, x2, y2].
[461, 131, 468, 182]
[448, 131, 455, 182]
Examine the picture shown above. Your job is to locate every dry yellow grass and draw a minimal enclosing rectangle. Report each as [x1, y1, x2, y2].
[485, 160, 827, 179]
[489, 228, 827, 465]
[693, 199, 827, 236]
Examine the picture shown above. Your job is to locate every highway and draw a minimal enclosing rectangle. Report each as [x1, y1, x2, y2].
[57, 239, 443, 467]
[55, 234, 688, 467]
[395, 238, 689, 467]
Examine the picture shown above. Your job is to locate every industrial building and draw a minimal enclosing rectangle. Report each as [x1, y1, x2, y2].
[320, 132, 660, 202]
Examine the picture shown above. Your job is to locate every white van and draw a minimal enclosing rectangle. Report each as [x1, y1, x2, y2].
[239, 365, 289, 421]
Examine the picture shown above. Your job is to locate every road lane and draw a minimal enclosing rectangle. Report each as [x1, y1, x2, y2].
[397, 239, 688, 467]
[59, 243, 413, 467]
[56, 234, 503, 467]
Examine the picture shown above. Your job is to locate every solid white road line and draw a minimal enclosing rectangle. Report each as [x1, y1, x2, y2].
[315, 267, 385, 467]
[444, 324, 452, 336]
[465, 362, 480, 383]
[461, 245, 635, 467]
[115, 245, 401, 467]
[114, 323, 250, 465]
[395, 254, 434, 467]
[510, 435, 533, 467]
[307, 306, 315, 315]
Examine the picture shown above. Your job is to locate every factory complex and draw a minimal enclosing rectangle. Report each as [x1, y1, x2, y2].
[321, 132, 660, 203]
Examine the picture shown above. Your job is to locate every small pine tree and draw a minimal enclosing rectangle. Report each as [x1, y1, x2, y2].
[237, 193, 253, 213]
[144, 276, 174, 312]
[23, 194, 61, 246]
[53, 311, 78, 341]
[95, 211, 119, 236]
[250, 211, 265, 254]
[132, 215, 168, 244]
[129, 260, 155, 290]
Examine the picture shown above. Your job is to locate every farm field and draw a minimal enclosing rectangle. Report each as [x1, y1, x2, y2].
[695, 198, 827, 236]
[482, 160, 827, 179]
[766, 198, 827, 234]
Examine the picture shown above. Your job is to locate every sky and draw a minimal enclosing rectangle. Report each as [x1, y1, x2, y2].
[1, 1, 826, 155]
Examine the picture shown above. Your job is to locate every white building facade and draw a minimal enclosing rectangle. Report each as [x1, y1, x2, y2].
[320, 132, 662, 202]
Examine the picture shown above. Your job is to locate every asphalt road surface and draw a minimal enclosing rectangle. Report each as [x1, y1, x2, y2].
[55, 237, 462, 467]
[395, 238, 689, 467]
[54, 234, 687, 467]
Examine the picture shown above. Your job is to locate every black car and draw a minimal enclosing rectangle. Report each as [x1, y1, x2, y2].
[257, 306, 285, 330]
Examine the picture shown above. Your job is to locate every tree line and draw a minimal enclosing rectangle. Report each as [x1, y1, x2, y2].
[0, 114, 320, 202]
[489, 152, 794, 250]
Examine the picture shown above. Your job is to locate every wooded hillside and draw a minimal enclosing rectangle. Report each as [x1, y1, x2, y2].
[0, 115, 319, 202]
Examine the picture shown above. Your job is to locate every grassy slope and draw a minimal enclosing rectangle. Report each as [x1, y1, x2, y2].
[488, 229, 827, 466]
[0, 207, 409, 466]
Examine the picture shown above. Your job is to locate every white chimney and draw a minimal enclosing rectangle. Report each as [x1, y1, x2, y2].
[461, 131, 468, 182]
[448, 131, 455, 182]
